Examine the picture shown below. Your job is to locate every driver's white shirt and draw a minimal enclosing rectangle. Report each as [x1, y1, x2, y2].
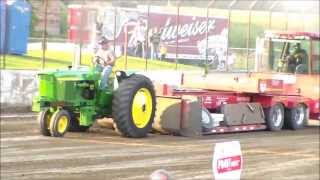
[96, 48, 115, 67]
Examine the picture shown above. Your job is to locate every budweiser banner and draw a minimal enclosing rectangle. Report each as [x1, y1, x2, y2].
[100, 8, 229, 62]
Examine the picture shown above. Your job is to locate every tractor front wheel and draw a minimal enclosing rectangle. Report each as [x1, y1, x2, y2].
[50, 109, 71, 137]
[38, 108, 52, 136]
[112, 74, 156, 138]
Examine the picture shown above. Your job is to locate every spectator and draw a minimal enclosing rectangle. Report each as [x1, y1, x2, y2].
[227, 52, 235, 71]
[132, 17, 147, 58]
[150, 28, 162, 60]
[159, 43, 167, 61]
[217, 60, 226, 71]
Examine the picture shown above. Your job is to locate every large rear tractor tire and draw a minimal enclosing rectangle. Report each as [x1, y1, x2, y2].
[285, 104, 307, 130]
[38, 108, 52, 136]
[50, 109, 71, 137]
[112, 74, 156, 138]
[265, 103, 284, 131]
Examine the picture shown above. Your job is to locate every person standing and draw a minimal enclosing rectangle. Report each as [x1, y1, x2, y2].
[159, 43, 167, 61]
[227, 52, 235, 71]
[94, 37, 116, 89]
[132, 17, 147, 58]
[150, 29, 162, 60]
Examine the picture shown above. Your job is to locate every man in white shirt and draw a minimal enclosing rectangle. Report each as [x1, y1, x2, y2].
[94, 37, 116, 89]
[132, 18, 146, 57]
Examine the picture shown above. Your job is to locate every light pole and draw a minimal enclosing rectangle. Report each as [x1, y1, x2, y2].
[246, 0, 257, 72]
[41, 0, 48, 69]
[225, 0, 237, 72]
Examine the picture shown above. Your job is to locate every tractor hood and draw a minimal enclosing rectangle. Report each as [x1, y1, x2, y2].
[38, 67, 100, 81]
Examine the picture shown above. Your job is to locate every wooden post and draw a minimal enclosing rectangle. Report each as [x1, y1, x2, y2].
[113, 7, 117, 53]
[41, 0, 48, 69]
[246, 1, 257, 72]
[268, 11, 272, 29]
[2, 0, 8, 69]
[268, 1, 278, 30]
[246, 11, 252, 72]
[175, 2, 180, 70]
[285, 9, 289, 31]
[205, 3, 210, 68]
[226, 9, 232, 72]
[205, 0, 215, 73]
[145, 4, 150, 71]
[79, 3, 85, 66]
[301, 9, 305, 31]
[124, 25, 128, 70]
[226, 0, 236, 72]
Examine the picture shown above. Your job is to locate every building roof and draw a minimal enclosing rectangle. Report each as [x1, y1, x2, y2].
[129, 0, 319, 14]
[265, 30, 320, 40]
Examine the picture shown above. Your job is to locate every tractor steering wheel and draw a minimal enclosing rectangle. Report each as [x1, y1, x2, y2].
[92, 56, 104, 72]
[93, 56, 104, 65]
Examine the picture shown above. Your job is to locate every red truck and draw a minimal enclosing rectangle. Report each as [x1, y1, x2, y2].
[151, 31, 319, 136]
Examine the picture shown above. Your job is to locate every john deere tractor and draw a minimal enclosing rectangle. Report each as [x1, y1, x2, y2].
[32, 66, 156, 138]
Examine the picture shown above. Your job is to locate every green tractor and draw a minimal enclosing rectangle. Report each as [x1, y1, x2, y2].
[32, 66, 156, 138]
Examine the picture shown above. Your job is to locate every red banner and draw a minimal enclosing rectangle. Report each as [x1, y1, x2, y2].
[216, 155, 242, 174]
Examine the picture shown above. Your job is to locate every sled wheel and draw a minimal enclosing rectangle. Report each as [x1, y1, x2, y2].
[285, 104, 307, 130]
[265, 103, 284, 131]
[201, 108, 214, 130]
[112, 74, 156, 138]
[38, 108, 52, 136]
[50, 109, 71, 137]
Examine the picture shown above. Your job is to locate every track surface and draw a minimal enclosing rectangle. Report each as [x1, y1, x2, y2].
[1, 114, 319, 180]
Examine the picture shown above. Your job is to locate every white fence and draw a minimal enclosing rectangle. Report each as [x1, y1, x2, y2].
[1, 70, 38, 109]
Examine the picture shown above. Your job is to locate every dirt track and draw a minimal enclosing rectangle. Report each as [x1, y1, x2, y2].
[1, 114, 319, 180]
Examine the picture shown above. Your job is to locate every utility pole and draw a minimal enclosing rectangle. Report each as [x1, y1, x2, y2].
[41, 0, 48, 69]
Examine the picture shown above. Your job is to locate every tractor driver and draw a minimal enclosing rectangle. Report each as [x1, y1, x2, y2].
[287, 43, 308, 73]
[94, 37, 116, 89]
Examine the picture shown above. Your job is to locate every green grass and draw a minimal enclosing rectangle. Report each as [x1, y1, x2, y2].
[1, 50, 202, 71]
[114, 56, 203, 71]
[1, 50, 83, 70]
